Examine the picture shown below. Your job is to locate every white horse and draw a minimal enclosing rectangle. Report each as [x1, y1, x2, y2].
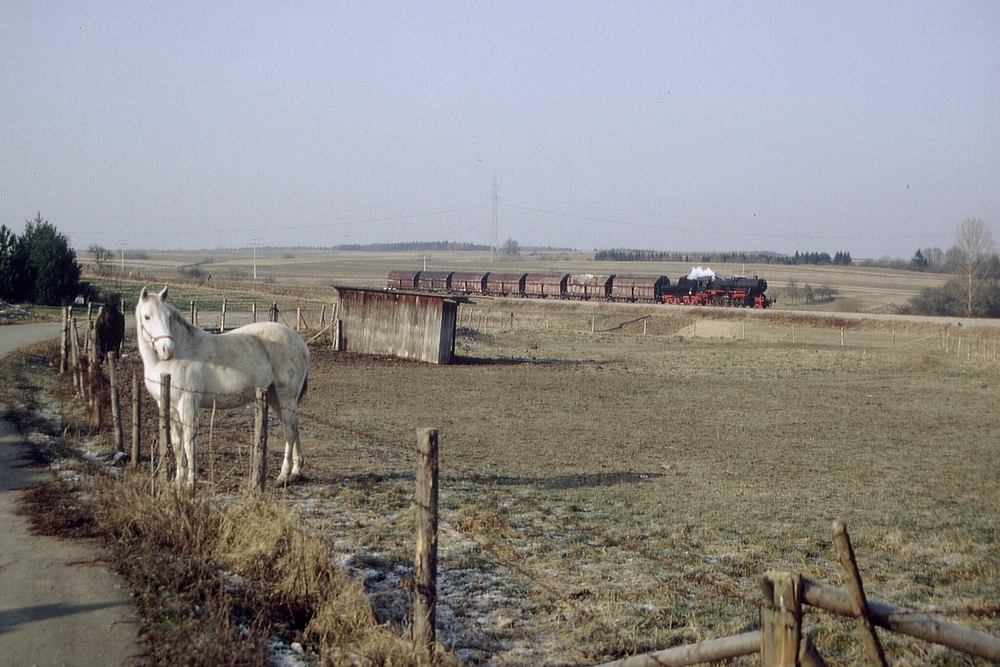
[135, 287, 309, 487]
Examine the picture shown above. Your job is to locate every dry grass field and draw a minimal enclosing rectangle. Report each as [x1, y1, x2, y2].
[289, 310, 998, 665]
[86, 247, 951, 315]
[19, 254, 999, 664]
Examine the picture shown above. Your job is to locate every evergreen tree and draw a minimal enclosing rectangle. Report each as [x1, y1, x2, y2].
[0, 224, 30, 302]
[0, 214, 81, 305]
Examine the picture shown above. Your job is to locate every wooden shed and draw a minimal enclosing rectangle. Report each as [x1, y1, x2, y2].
[334, 287, 458, 364]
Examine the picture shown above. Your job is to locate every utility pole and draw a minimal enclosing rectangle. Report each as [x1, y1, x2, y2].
[491, 173, 499, 260]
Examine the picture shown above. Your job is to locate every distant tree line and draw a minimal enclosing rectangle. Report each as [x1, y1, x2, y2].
[336, 241, 491, 252]
[595, 249, 675, 262]
[1, 214, 81, 306]
[781, 251, 853, 265]
[594, 248, 852, 266]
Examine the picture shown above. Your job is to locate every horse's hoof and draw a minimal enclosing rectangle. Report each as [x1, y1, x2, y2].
[275, 472, 304, 486]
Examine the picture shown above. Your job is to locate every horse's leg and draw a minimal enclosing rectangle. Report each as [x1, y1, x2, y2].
[175, 396, 199, 489]
[182, 403, 199, 489]
[276, 407, 303, 484]
[169, 411, 184, 486]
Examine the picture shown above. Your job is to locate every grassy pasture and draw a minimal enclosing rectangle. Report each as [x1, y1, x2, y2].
[81, 291, 998, 665]
[285, 305, 999, 665]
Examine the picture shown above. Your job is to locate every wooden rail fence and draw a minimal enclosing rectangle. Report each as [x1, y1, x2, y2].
[590, 530, 1000, 667]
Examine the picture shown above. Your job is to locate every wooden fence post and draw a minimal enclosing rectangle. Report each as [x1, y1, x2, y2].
[333, 319, 342, 351]
[190, 300, 196, 323]
[831, 521, 888, 667]
[760, 570, 802, 666]
[414, 427, 439, 655]
[70, 317, 82, 393]
[108, 351, 124, 453]
[252, 301, 257, 323]
[131, 371, 141, 466]
[221, 299, 227, 332]
[60, 306, 69, 374]
[157, 373, 171, 482]
[248, 388, 268, 493]
[86, 320, 98, 429]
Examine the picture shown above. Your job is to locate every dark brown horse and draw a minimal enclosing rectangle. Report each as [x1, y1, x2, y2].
[94, 300, 125, 362]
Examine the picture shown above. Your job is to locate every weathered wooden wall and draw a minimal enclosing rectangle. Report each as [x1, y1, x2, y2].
[335, 287, 457, 364]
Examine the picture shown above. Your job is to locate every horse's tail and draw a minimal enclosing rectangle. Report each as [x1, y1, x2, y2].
[297, 374, 308, 404]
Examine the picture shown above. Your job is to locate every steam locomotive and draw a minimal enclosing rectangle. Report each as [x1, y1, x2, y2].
[387, 268, 773, 308]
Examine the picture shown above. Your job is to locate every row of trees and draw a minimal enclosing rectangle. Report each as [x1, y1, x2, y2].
[785, 251, 852, 266]
[1, 214, 81, 306]
[594, 248, 852, 266]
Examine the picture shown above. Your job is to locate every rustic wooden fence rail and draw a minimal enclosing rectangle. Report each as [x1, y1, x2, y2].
[593, 525, 1000, 667]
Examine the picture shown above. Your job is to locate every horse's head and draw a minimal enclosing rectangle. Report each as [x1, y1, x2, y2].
[137, 287, 176, 361]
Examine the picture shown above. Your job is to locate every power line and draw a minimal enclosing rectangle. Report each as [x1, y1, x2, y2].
[491, 173, 499, 259]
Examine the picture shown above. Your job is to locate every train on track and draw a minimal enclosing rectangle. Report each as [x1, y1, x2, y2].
[387, 268, 774, 308]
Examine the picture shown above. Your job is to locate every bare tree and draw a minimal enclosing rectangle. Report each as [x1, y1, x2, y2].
[89, 244, 115, 274]
[502, 238, 520, 257]
[921, 247, 946, 270]
[950, 218, 996, 317]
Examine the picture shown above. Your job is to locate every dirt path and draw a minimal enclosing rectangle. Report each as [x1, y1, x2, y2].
[0, 323, 141, 666]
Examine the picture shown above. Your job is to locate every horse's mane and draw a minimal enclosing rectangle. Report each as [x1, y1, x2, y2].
[162, 299, 201, 336]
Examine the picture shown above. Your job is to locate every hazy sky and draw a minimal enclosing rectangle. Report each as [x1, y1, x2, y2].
[2, 2, 998, 257]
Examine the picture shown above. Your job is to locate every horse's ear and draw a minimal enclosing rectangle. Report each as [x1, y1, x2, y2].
[140, 287, 149, 301]
[159, 287, 169, 302]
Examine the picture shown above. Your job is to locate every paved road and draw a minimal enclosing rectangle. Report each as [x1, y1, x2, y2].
[0, 323, 141, 666]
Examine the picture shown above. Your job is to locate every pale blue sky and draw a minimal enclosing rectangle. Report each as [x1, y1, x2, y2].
[2, 2, 998, 257]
